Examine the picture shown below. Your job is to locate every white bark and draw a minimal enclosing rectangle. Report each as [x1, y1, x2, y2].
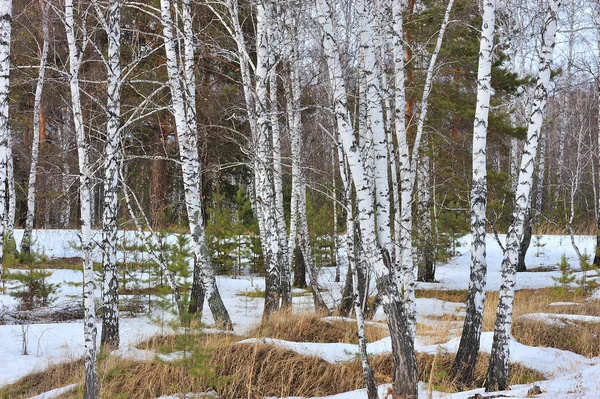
[267, 5, 290, 302]
[22, 0, 49, 254]
[453, 0, 496, 383]
[6, 133, 14, 240]
[317, 1, 418, 396]
[99, 0, 121, 349]
[338, 142, 377, 399]
[64, 0, 97, 396]
[486, 0, 560, 391]
[534, 128, 546, 224]
[160, 0, 232, 328]
[0, 0, 11, 283]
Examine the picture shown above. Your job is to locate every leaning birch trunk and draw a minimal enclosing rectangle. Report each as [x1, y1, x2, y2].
[394, 0, 455, 336]
[486, 0, 560, 391]
[160, 0, 232, 329]
[100, 0, 121, 349]
[0, 0, 11, 283]
[21, 0, 49, 254]
[317, 1, 418, 396]
[534, 128, 546, 224]
[64, 0, 97, 396]
[339, 144, 377, 399]
[452, 0, 496, 385]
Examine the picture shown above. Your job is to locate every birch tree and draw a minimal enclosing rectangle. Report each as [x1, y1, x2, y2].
[64, 0, 98, 395]
[159, 0, 232, 329]
[0, 0, 11, 283]
[393, 0, 455, 334]
[486, 0, 561, 391]
[286, 19, 328, 311]
[316, 0, 418, 395]
[207, 0, 288, 318]
[21, 0, 50, 254]
[96, 0, 121, 349]
[452, 0, 496, 384]
[594, 2, 600, 267]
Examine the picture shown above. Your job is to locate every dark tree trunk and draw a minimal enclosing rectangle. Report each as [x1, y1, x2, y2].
[517, 207, 532, 272]
[594, 223, 600, 267]
[338, 263, 353, 317]
[293, 245, 307, 288]
[188, 255, 205, 318]
[150, 118, 169, 229]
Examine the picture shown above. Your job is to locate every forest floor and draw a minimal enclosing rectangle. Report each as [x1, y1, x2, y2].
[1, 230, 600, 398]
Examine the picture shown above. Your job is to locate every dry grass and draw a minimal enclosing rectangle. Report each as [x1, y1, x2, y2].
[0, 358, 84, 399]
[512, 319, 600, 358]
[416, 289, 468, 303]
[0, 344, 543, 399]
[482, 288, 598, 332]
[415, 352, 544, 392]
[0, 312, 546, 399]
[247, 312, 389, 344]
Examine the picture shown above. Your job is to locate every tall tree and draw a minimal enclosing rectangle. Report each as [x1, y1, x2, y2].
[452, 0, 496, 385]
[21, 0, 50, 254]
[64, 0, 98, 396]
[159, 0, 232, 329]
[97, 0, 122, 349]
[0, 0, 11, 283]
[486, 0, 561, 391]
[316, 0, 418, 396]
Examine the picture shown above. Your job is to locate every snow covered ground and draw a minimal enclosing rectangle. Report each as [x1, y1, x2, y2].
[1, 230, 600, 398]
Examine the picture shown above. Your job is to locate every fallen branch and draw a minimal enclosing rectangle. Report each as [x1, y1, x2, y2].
[0, 300, 84, 325]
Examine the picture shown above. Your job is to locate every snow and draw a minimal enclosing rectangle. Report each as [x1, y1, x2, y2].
[2, 230, 600, 399]
[519, 312, 600, 325]
[26, 384, 77, 399]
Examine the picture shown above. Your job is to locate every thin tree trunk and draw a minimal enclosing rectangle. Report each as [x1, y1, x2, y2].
[317, 1, 418, 395]
[120, 166, 184, 316]
[417, 138, 434, 282]
[22, 0, 49, 253]
[534, 129, 546, 224]
[64, 0, 97, 395]
[6, 133, 14, 242]
[0, 0, 11, 283]
[486, 1, 560, 390]
[160, 0, 232, 329]
[452, 0, 496, 384]
[100, 0, 121, 350]
[594, 5, 600, 268]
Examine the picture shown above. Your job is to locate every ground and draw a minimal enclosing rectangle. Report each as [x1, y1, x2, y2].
[1, 230, 600, 398]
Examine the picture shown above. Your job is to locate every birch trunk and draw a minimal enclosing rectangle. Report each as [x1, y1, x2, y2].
[267, 7, 290, 307]
[339, 143, 377, 399]
[6, 133, 14, 241]
[100, 0, 121, 349]
[0, 0, 11, 283]
[22, 0, 49, 254]
[452, 0, 496, 384]
[287, 43, 327, 312]
[64, 0, 97, 395]
[594, 5, 600, 267]
[416, 139, 434, 282]
[486, 0, 560, 391]
[395, 0, 455, 336]
[160, 0, 232, 329]
[317, 1, 418, 396]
